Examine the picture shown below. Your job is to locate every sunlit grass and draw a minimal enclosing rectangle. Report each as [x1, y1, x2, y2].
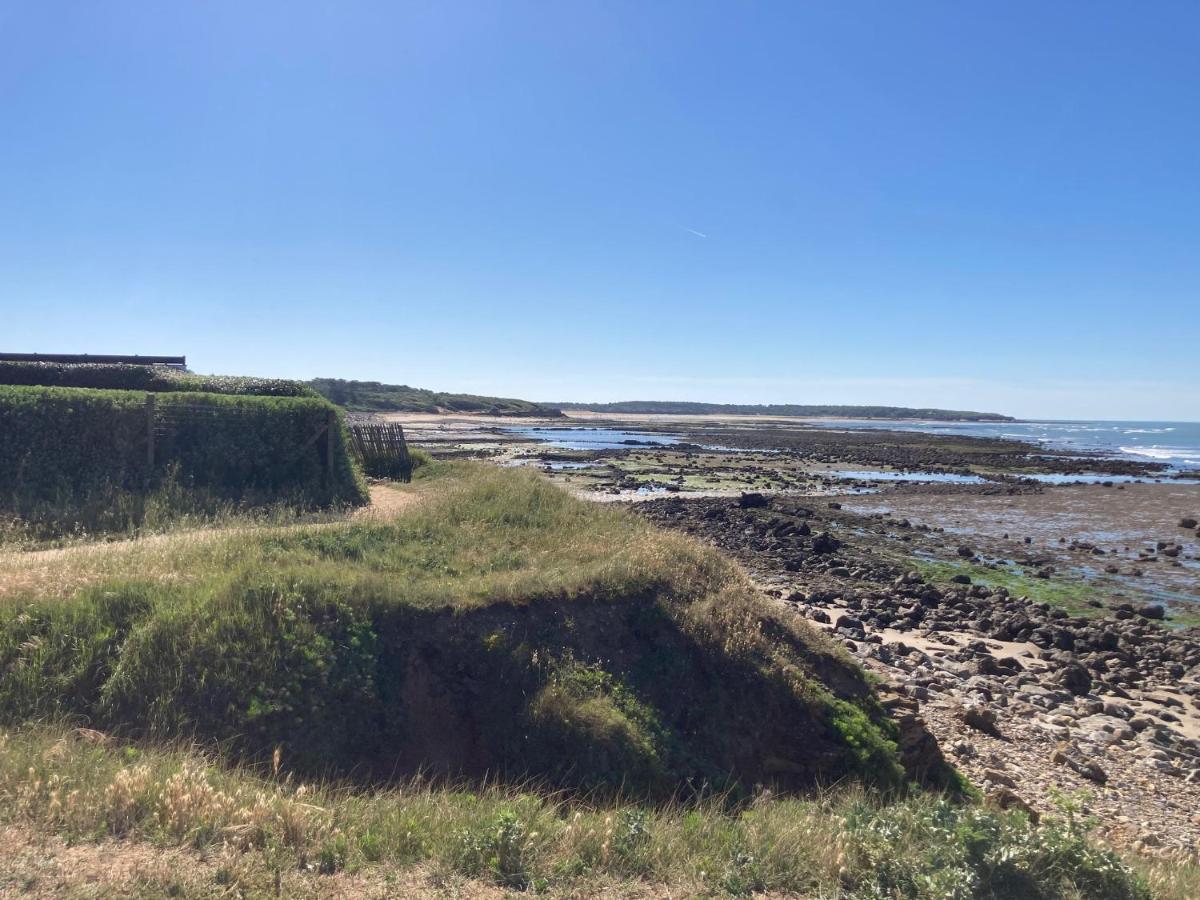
[0, 724, 1182, 899]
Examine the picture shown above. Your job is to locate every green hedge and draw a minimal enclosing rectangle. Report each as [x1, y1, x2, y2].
[0, 385, 367, 523]
[0, 362, 318, 398]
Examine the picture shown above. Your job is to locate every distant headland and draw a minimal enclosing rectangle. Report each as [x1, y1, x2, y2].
[551, 401, 1014, 422]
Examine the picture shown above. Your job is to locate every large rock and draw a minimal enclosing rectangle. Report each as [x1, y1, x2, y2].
[811, 531, 841, 555]
[960, 704, 1002, 737]
[1056, 662, 1092, 696]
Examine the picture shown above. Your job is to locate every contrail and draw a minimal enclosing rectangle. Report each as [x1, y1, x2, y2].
[683, 227, 708, 239]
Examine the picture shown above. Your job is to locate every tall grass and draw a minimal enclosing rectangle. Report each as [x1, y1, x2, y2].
[0, 725, 1179, 898]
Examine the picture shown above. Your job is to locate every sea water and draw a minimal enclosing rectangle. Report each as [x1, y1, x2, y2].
[810, 419, 1200, 470]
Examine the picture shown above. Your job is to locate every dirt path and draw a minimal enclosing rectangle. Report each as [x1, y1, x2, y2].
[0, 483, 423, 601]
[355, 482, 423, 520]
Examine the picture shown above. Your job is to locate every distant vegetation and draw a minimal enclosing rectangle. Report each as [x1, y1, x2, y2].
[555, 401, 1014, 421]
[310, 378, 562, 417]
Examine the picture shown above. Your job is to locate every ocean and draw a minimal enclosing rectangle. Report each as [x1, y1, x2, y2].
[810, 419, 1200, 470]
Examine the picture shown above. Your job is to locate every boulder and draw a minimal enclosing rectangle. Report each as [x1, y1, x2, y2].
[1056, 662, 1092, 696]
[811, 532, 841, 555]
[834, 614, 864, 632]
[961, 704, 1002, 737]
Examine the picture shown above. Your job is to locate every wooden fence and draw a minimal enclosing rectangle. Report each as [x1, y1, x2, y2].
[348, 423, 413, 482]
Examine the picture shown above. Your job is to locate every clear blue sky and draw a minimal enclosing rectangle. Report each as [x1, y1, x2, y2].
[1, 1, 1197, 419]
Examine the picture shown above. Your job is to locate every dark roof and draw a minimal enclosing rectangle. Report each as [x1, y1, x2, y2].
[0, 353, 187, 369]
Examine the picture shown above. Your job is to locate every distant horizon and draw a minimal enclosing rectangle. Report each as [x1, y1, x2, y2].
[6, 351, 1198, 423]
[3, 3, 1197, 422]
[541, 403, 1200, 426]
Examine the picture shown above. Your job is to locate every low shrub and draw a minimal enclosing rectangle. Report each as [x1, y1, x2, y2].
[0, 361, 318, 397]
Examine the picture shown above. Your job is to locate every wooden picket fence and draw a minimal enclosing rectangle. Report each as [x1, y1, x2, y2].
[348, 423, 413, 482]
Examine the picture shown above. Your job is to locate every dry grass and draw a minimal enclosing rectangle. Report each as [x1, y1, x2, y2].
[0, 725, 1189, 899]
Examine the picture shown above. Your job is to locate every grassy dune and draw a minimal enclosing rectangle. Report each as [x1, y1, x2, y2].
[0, 464, 1191, 896]
[0, 464, 900, 792]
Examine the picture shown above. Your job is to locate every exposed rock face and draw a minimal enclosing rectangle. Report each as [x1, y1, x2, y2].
[878, 687, 947, 781]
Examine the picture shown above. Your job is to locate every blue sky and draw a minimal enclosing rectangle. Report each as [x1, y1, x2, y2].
[1, 1, 1197, 419]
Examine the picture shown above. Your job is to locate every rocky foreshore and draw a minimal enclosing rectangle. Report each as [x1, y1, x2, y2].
[634, 492, 1200, 857]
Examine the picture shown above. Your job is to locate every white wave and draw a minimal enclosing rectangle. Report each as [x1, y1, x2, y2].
[1123, 428, 1175, 434]
[1120, 446, 1200, 461]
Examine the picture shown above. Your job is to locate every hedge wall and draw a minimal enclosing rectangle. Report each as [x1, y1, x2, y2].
[0, 386, 367, 520]
[0, 362, 318, 398]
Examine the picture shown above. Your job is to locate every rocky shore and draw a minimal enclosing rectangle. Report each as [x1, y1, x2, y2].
[634, 492, 1200, 857]
[690, 425, 1170, 478]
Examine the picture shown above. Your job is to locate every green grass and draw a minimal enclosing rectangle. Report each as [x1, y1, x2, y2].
[0, 724, 1183, 899]
[911, 558, 1107, 617]
[0, 463, 903, 794]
